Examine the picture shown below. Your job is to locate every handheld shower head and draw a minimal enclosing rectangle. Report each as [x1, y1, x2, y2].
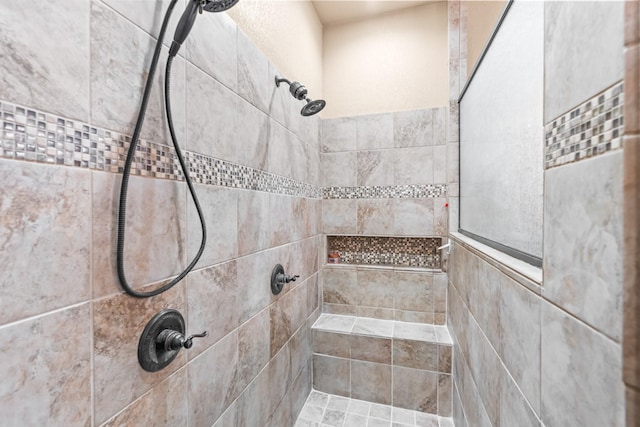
[169, 0, 240, 57]
[275, 76, 326, 117]
[203, 0, 240, 12]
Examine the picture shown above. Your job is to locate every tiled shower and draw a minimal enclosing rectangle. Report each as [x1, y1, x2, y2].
[1, 1, 637, 427]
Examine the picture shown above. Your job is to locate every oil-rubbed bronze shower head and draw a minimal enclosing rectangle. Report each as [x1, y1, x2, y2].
[275, 76, 326, 117]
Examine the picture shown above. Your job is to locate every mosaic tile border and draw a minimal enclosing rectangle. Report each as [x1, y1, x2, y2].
[327, 235, 442, 269]
[323, 184, 447, 200]
[545, 81, 624, 169]
[0, 100, 322, 199]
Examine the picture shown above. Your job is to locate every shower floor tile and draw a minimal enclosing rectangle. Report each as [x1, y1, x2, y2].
[294, 390, 454, 427]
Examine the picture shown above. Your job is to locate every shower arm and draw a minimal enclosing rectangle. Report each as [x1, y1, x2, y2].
[275, 77, 292, 87]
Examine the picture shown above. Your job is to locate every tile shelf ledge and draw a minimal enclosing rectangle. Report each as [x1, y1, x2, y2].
[323, 263, 443, 274]
[450, 231, 543, 292]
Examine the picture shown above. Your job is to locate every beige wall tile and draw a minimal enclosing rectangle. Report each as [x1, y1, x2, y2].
[351, 335, 391, 364]
[313, 330, 351, 358]
[393, 339, 438, 371]
[351, 361, 392, 405]
[93, 282, 186, 424]
[541, 303, 624, 426]
[187, 332, 240, 427]
[102, 368, 188, 427]
[393, 366, 438, 413]
[544, 152, 624, 340]
[186, 260, 238, 358]
[92, 171, 186, 299]
[0, 304, 91, 426]
[313, 354, 350, 397]
[0, 162, 91, 324]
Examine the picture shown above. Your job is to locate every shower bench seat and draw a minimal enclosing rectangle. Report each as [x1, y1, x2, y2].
[311, 313, 453, 418]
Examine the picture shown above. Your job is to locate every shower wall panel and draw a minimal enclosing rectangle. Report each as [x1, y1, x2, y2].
[450, 2, 626, 427]
[0, 1, 322, 426]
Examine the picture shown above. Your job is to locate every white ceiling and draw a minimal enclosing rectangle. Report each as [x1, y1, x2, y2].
[311, 1, 438, 26]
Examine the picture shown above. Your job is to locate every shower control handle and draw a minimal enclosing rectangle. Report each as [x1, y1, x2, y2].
[156, 329, 208, 351]
[284, 274, 300, 283]
[271, 264, 300, 295]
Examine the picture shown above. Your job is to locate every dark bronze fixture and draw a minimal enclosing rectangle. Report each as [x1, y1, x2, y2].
[138, 309, 207, 372]
[270, 264, 300, 295]
[275, 76, 326, 116]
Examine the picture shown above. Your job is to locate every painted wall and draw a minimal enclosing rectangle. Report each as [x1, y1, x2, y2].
[227, 0, 324, 106]
[322, 2, 449, 118]
[450, 1, 626, 426]
[0, 1, 322, 425]
[465, 0, 506, 78]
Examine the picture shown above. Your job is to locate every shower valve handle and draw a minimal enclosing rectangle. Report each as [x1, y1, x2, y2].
[286, 274, 300, 283]
[157, 329, 208, 351]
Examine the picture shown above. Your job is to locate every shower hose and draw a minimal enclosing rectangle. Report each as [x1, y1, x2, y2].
[117, 0, 207, 298]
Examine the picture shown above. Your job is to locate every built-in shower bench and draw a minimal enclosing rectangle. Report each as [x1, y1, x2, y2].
[311, 313, 453, 417]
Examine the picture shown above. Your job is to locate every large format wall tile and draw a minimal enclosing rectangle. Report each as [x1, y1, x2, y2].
[186, 10, 238, 91]
[357, 113, 394, 151]
[394, 109, 434, 147]
[93, 283, 186, 424]
[238, 189, 270, 256]
[101, 0, 185, 42]
[322, 118, 357, 153]
[237, 29, 271, 114]
[0, 304, 91, 427]
[187, 331, 240, 427]
[541, 303, 624, 427]
[91, 1, 186, 145]
[92, 171, 186, 298]
[357, 150, 395, 187]
[186, 260, 238, 358]
[394, 147, 434, 185]
[236, 100, 270, 170]
[101, 368, 188, 427]
[323, 199, 358, 234]
[0, 161, 91, 325]
[186, 63, 238, 161]
[544, 1, 625, 122]
[187, 185, 238, 269]
[322, 152, 357, 187]
[544, 152, 624, 340]
[236, 249, 275, 324]
[0, 0, 90, 121]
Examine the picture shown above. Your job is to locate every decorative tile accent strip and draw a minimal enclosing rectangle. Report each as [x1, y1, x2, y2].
[545, 81, 624, 169]
[0, 100, 322, 199]
[323, 184, 447, 200]
[327, 235, 442, 269]
[186, 152, 322, 198]
[0, 101, 182, 179]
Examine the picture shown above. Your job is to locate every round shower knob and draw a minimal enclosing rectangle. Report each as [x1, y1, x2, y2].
[138, 309, 207, 372]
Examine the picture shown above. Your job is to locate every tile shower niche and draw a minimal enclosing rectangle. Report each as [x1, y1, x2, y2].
[326, 236, 443, 269]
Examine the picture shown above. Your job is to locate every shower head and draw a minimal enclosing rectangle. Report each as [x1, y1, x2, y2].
[301, 98, 326, 117]
[275, 76, 326, 117]
[203, 0, 240, 12]
[169, 0, 240, 57]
